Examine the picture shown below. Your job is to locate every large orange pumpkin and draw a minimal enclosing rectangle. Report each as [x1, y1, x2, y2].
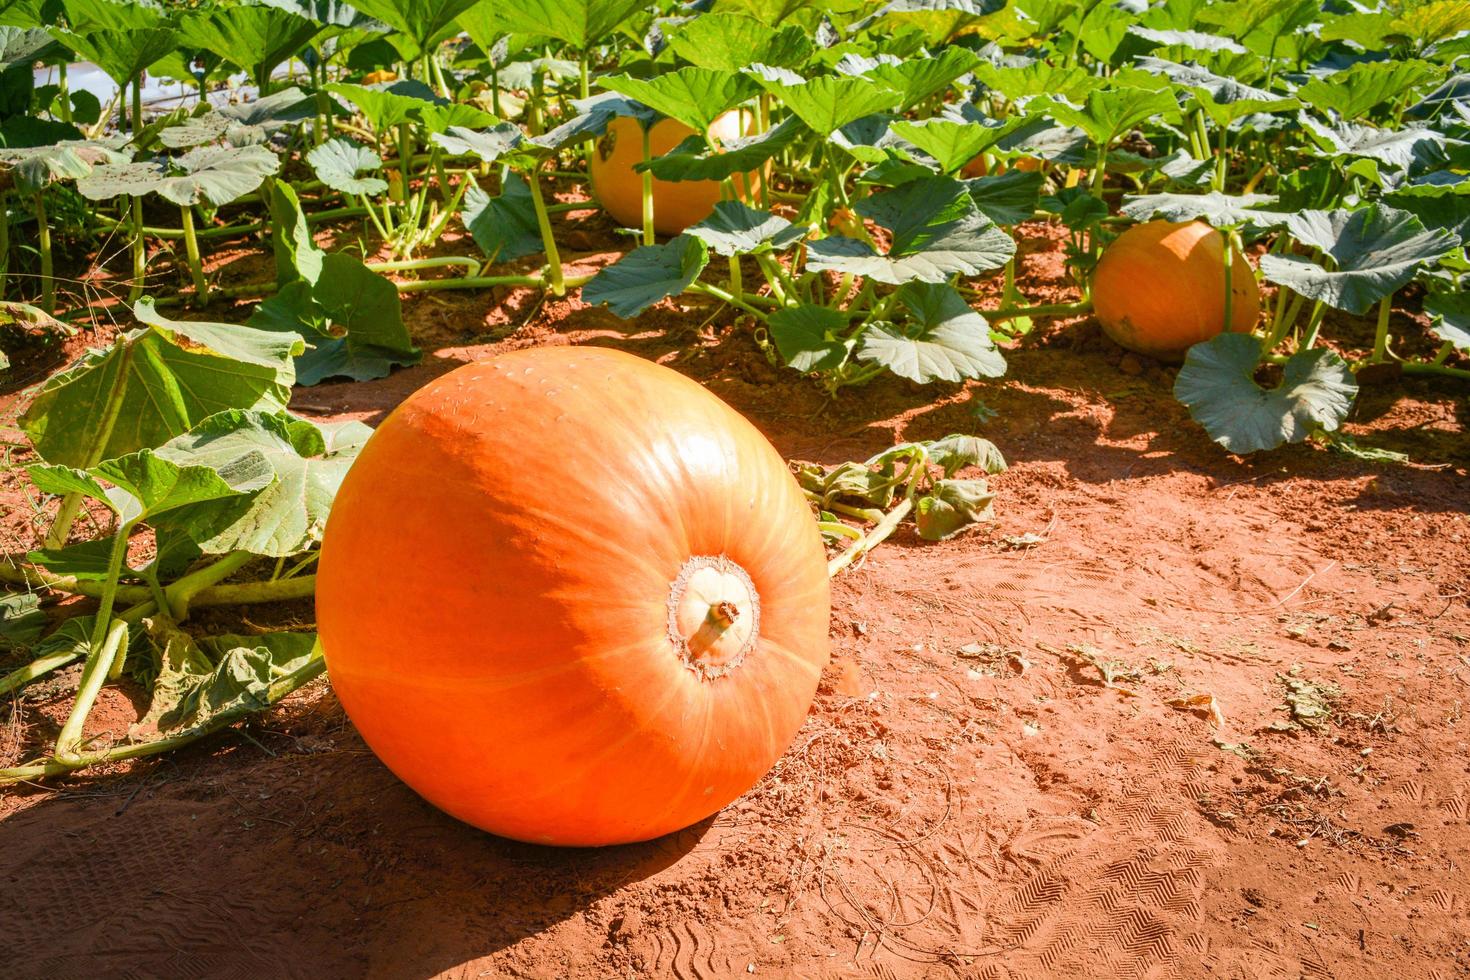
[1091, 219, 1259, 360]
[590, 112, 759, 236]
[316, 346, 831, 847]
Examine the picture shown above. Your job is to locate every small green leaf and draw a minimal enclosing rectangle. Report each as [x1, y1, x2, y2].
[1033, 84, 1180, 147]
[857, 281, 1006, 383]
[965, 170, 1045, 227]
[581, 235, 710, 319]
[1299, 114, 1453, 172]
[915, 478, 996, 541]
[0, 593, 47, 651]
[923, 434, 1007, 476]
[1174, 335, 1357, 454]
[850, 46, 978, 110]
[462, 172, 542, 265]
[768, 304, 850, 373]
[306, 138, 388, 196]
[26, 539, 117, 580]
[430, 123, 528, 164]
[686, 201, 806, 256]
[1425, 292, 1470, 350]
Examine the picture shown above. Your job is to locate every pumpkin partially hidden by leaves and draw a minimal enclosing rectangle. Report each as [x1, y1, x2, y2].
[590, 112, 759, 236]
[316, 347, 830, 846]
[1092, 219, 1259, 361]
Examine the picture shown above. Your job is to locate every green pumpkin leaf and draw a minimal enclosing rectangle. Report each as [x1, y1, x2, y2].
[340, 0, 478, 58]
[269, 180, 324, 287]
[1258, 205, 1458, 315]
[1299, 114, 1454, 172]
[971, 61, 1101, 103]
[856, 281, 1005, 382]
[641, 115, 804, 182]
[850, 45, 978, 110]
[1174, 334, 1357, 454]
[138, 618, 319, 735]
[582, 234, 709, 319]
[1425, 292, 1470, 350]
[923, 433, 1007, 476]
[462, 172, 542, 265]
[665, 13, 813, 71]
[600, 68, 759, 135]
[250, 252, 420, 384]
[686, 201, 806, 256]
[915, 478, 996, 541]
[751, 73, 902, 136]
[178, 3, 320, 85]
[75, 145, 279, 206]
[1127, 26, 1246, 53]
[890, 113, 1037, 176]
[0, 25, 60, 70]
[1119, 191, 1287, 229]
[326, 79, 440, 131]
[0, 593, 47, 652]
[431, 122, 528, 164]
[19, 300, 302, 466]
[158, 411, 370, 556]
[768, 304, 851, 373]
[1297, 60, 1441, 122]
[214, 85, 315, 133]
[26, 538, 118, 580]
[54, 0, 180, 88]
[485, 0, 646, 48]
[0, 136, 129, 192]
[306, 137, 387, 196]
[807, 176, 1015, 285]
[854, 0, 1006, 44]
[964, 170, 1045, 226]
[1033, 83, 1180, 147]
[28, 449, 261, 534]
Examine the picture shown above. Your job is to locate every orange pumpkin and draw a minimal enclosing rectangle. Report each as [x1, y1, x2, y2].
[590, 112, 759, 236]
[316, 346, 831, 846]
[1091, 219, 1259, 360]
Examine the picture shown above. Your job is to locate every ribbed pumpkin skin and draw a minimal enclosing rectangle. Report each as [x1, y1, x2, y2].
[1092, 220, 1260, 360]
[590, 112, 758, 235]
[315, 347, 831, 847]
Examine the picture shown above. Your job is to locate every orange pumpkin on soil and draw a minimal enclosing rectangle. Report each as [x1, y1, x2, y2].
[316, 347, 831, 847]
[590, 112, 759, 235]
[1091, 219, 1259, 360]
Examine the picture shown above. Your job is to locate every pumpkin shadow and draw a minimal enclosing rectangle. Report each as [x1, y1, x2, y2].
[0, 733, 716, 980]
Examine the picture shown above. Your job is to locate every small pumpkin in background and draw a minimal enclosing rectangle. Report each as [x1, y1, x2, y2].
[316, 346, 831, 847]
[1091, 219, 1259, 361]
[590, 111, 760, 236]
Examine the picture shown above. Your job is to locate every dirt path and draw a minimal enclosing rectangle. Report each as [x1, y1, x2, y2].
[2, 231, 1468, 978]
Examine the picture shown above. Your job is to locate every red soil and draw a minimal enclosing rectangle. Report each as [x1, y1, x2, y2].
[1, 215, 1468, 979]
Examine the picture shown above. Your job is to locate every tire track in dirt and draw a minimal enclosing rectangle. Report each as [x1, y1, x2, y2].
[983, 739, 1222, 978]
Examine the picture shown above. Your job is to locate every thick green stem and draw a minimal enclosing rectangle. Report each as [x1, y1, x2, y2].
[1371, 294, 1393, 363]
[0, 191, 9, 297]
[129, 196, 146, 303]
[579, 50, 590, 101]
[368, 255, 482, 277]
[0, 647, 84, 697]
[131, 76, 142, 134]
[523, 163, 565, 295]
[165, 550, 253, 620]
[54, 618, 129, 761]
[1220, 229, 1234, 335]
[688, 280, 767, 320]
[828, 497, 914, 577]
[641, 124, 655, 246]
[986, 298, 1092, 321]
[1297, 300, 1327, 352]
[57, 62, 71, 123]
[33, 192, 53, 312]
[1, 643, 326, 785]
[91, 527, 132, 679]
[1401, 360, 1470, 380]
[180, 206, 209, 304]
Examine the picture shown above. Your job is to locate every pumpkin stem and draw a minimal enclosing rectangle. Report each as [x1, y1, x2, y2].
[709, 601, 740, 627]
